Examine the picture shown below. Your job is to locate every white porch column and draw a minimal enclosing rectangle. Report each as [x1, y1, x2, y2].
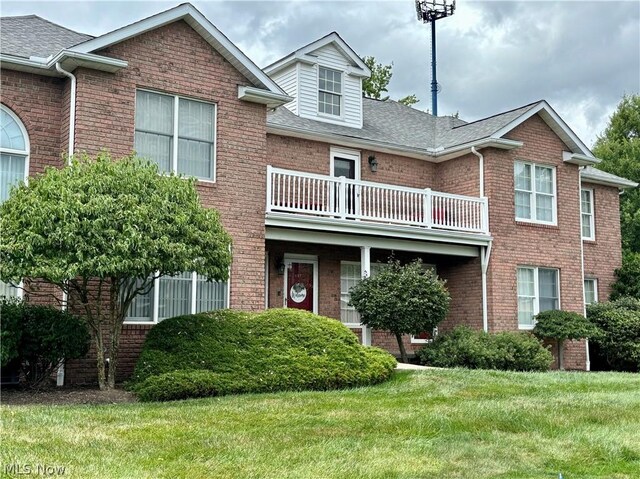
[360, 246, 372, 346]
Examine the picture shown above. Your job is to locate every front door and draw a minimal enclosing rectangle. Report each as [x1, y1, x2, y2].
[285, 260, 316, 312]
[333, 157, 357, 215]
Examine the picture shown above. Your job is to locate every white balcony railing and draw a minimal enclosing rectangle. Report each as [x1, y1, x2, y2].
[266, 166, 489, 235]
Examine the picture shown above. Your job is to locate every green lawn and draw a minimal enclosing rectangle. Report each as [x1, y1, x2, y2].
[2, 369, 640, 479]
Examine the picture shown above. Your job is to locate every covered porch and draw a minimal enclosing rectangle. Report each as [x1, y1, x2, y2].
[265, 228, 491, 357]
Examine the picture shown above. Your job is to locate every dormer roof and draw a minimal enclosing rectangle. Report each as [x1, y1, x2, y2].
[264, 32, 370, 78]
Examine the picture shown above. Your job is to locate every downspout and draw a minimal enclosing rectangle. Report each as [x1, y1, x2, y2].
[55, 62, 77, 386]
[578, 166, 590, 371]
[55, 62, 76, 163]
[472, 146, 490, 332]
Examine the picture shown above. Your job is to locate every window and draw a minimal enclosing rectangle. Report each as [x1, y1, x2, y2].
[318, 67, 342, 116]
[517, 266, 559, 328]
[1, 105, 29, 298]
[584, 278, 598, 305]
[514, 161, 556, 223]
[581, 188, 595, 240]
[135, 90, 216, 181]
[125, 272, 228, 323]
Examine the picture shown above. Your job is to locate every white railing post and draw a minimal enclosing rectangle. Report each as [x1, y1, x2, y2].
[266, 165, 273, 213]
[482, 197, 489, 233]
[424, 188, 432, 228]
[339, 176, 347, 219]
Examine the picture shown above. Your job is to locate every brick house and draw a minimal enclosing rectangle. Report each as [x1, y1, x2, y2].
[1, 4, 636, 382]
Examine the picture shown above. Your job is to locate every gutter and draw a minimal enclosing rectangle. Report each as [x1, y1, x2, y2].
[578, 166, 590, 372]
[1, 50, 127, 77]
[266, 122, 523, 163]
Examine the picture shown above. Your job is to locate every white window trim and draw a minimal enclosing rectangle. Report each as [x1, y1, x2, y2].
[1, 104, 30, 186]
[584, 278, 598, 305]
[135, 89, 217, 183]
[581, 187, 595, 241]
[514, 160, 557, 226]
[517, 266, 561, 330]
[330, 146, 361, 181]
[340, 260, 366, 328]
[317, 65, 344, 120]
[124, 271, 229, 325]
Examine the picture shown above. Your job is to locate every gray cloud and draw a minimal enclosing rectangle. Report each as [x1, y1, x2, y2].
[2, 0, 639, 146]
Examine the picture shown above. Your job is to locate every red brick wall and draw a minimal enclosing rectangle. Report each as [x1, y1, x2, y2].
[267, 135, 436, 189]
[72, 21, 268, 316]
[484, 114, 586, 368]
[582, 182, 623, 301]
[435, 152, 481, 197]
[0, 69, 65, 173]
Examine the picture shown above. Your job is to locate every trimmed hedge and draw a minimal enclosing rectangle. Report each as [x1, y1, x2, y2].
[417, 326, 553, 372]
[130, 308, 396, 401]
[0, 298, 90, 386]
[587, 297, 640, 371]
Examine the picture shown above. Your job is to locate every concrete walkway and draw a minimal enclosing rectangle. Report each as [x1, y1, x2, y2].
[395, 362, 433, 370]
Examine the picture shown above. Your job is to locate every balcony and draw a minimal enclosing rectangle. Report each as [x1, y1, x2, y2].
[266, 166, 489, 236]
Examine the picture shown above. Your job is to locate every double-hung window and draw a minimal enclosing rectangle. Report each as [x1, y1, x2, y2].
[318, 67, 342, 116]
[514, 161, 556, 223]
[581, 188, 595, 240]
[135, 90, 216, 181]
[584, 278, 598, 305]
[1, 105, 29, 298]
[517, 266, 559, 328]
[125, 272, 228, 323]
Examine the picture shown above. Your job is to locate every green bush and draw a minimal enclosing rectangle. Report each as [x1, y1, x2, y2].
[348, 259, 450, 363]
[611, 252, 640, 300]
[418, 326, 552, 372]
[130, 308, 396, 401]
[0, 298, 90, 387]
[587, 297, 640, 371]
[533, 310, 598, 369]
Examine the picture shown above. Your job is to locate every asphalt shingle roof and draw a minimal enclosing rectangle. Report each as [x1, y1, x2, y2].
[268, 98, 539, 153]
[0, 15, 92, 59]
[581, 166, 638, 188]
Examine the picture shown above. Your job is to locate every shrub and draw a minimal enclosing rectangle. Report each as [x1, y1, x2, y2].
[348, 259, 450, 363]
[587, 297, 640, 371]
[130, 308, 396, 401]
[418, 326, 552, 372]
[0, 298, 90, 387]
[611, 252, 640, 300]
[533, 310, 599, 369]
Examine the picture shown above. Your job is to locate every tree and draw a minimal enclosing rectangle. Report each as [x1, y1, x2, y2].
[398, 94, 419, 107]
[593, 94, 640, 254]
[348, 259, 450, 363]
[0, 152, 232, 389]
[611, 252, 640, 300]
[362, 56, 393, 100]
[361, 56, 420, 107]
[533, 310, 598, 370]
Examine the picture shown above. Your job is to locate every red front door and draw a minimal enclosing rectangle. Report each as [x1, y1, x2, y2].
[286, 262, 314, 312]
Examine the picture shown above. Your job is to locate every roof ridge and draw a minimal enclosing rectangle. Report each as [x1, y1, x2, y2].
[452, 100, 543, 130]
[1, 14, 37, 19]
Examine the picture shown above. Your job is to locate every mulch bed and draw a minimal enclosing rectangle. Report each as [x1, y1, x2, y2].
[1, 386, 137, 406]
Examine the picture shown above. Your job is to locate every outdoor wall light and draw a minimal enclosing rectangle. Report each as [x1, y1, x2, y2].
[368, 155, 378, 172]
[275, 257, 285, 275]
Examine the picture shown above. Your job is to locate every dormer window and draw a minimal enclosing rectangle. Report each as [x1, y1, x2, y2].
[318, 67, 342, 116]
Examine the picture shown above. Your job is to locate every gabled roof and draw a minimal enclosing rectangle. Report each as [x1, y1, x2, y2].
[581, 166, 638, 189]
[264, 32, 371, 77]
[0, 15, 92, 59]
[68, 3, 285, 95]
[268, 99, 603, 164]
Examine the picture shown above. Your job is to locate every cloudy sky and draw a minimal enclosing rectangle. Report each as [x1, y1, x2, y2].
[2, 0, 639, 147]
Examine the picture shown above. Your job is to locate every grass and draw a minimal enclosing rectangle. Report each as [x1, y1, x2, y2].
[2, 369, 640, 478]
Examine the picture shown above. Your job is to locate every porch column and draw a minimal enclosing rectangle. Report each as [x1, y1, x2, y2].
[360, 246, 372, 346]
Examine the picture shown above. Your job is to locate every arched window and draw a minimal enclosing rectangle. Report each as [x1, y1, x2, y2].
[1, 105, 29, 203]
[1, 105, 29, 298]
